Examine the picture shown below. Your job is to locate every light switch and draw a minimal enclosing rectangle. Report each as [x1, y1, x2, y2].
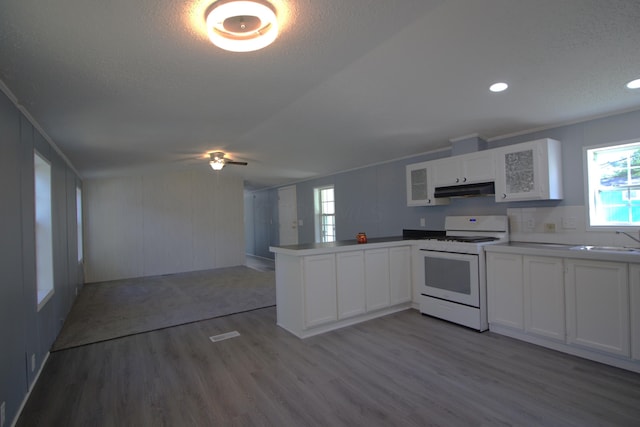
[562, 217, 577, 229]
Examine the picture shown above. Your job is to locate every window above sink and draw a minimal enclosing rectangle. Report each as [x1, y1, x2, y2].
[585, 139, 640, 229]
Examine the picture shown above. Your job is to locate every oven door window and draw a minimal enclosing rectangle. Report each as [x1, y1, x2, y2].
[422, 251, 479, 307]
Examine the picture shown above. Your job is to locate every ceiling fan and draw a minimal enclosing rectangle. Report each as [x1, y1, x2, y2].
[209, 151, 248, 170]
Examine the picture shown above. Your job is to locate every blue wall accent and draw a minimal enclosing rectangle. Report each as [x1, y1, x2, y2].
[0, 89, 82, 425]
[246, 108, 640, 258]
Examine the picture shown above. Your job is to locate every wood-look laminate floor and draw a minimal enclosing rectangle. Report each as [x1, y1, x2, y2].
[18, 307, 640, 426]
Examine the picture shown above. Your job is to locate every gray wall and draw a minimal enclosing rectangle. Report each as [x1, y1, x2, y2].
[246, 108, 640, 256]
[0, 90, 82, 425]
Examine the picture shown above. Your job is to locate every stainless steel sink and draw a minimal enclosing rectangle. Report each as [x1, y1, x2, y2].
[570, 245, 640, 253]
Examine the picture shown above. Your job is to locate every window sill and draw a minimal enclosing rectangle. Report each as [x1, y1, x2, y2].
[37, 288, 54, 312]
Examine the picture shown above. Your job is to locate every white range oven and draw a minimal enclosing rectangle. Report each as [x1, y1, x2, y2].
[413, 215, 508, 331]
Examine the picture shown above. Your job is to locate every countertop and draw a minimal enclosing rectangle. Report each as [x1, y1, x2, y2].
[271, 238, 640, 262]
[270, 236, 411, 256]
[484, 241, 640, 263]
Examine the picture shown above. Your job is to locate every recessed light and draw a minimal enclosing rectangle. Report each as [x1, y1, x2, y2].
[627, 78, 640, 89]
[205, 0, 278, 52]
[489, 82, 509, 93]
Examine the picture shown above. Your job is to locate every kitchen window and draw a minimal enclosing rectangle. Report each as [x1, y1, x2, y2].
[314, 185, 335, 242]
[585, 139, 640, 227]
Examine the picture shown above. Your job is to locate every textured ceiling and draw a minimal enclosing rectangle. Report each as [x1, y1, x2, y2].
[1, 0, 639, 189]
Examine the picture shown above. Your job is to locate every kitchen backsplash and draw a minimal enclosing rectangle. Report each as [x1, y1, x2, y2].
[507, 205, 640, 248]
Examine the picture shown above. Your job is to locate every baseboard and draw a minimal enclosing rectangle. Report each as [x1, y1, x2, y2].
[245, 253, 275, 261]
[11, 352, 50, 427]
[489, 325, 640, 374]
[285, 304, 412, 339]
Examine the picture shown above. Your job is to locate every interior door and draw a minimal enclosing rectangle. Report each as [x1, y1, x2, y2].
[278, 185, 298, 245]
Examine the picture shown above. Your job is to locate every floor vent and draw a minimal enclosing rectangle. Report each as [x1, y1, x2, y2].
[209, 331, 240, 342]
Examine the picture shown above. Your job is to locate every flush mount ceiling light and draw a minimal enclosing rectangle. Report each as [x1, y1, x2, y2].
[489, 82, 509, 93]
[205, 0, 278, 52]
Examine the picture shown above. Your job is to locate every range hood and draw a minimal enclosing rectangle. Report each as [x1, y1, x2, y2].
[434, 181, 495, 198]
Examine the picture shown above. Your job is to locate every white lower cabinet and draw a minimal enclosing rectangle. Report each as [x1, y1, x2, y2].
[565, 259, 630, 357]
[389, 246, 412, 305]
[303, 254, 337, 327]
[630, 264, 640, 361]
[486, 248, 640, 372]
[486, 252, 524, 330]
[365, 248, 391, 311]
[336, 251, 366, 319]
[275, 243, 414, 339]
[523, 256, 565, 341]
[487, 253, 565, 341]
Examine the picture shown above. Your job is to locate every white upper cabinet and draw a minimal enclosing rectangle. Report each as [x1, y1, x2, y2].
[406, 161, 449, 207]
[432, 151, 495, 187]
[494, 138, 563, 202]
[407, 138, 562, 205]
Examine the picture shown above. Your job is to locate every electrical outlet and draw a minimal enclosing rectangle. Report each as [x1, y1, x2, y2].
[525, 218, 535, 230]
[1, 400, 6, 427]
[31, 354, 36, 372]
[420, 218, 426, 227]
[544, 223, 556, 233]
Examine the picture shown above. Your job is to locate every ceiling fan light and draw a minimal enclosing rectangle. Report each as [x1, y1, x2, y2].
[205, 0, 278, 53]
[210, 160, 225, 170]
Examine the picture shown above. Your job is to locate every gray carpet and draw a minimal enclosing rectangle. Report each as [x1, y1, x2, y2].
[52, 266, 275, 351]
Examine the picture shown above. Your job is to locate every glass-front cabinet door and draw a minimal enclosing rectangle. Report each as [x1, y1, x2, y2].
[494, 138, 563, 202]
[406, 161, 449, 207]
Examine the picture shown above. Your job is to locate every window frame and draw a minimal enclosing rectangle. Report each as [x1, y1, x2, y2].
[76, 186, 83, 263]
[314, 185, 336, 243]
[584, 138, 640, 230]
[34, 150, 55, 310]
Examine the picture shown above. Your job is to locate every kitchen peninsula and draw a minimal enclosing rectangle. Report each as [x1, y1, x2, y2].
[270, 238, 413, 338]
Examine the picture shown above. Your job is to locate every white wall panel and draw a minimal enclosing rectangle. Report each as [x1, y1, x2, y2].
[142, 171, 193, 276]
[84, 176, 144, 282]
[214, 173, 245, 267]
[84, 169, 244, 282]
[191, 170, 219, 270]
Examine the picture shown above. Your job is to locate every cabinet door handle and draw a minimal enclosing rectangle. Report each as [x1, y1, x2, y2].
[502, 193, 507, 199]
[463, 177, 467, 182]
[427, 199, 431, 204]
[455, 178, 460, 183]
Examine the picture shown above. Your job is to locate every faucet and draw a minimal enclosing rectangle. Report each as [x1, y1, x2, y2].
[616, 230, 640, 245]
